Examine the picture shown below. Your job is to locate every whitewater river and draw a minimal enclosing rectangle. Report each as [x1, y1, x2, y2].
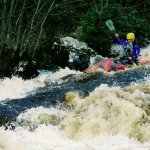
[0, 46, 150, 150]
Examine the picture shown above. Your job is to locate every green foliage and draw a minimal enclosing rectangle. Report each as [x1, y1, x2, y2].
[80, 4, 150, 56]
[0, 0, 150, 70]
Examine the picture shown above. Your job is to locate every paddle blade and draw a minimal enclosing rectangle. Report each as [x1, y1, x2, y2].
[105, 19, 115, 32]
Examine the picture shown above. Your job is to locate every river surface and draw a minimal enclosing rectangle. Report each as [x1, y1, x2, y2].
[0, 46, 150, 150]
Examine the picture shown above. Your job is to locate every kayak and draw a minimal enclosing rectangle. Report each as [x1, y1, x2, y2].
[84, 57, 150, 73]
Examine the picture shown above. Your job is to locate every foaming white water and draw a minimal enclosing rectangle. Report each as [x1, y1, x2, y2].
[44, 67, 81, 84]
[16, 106, 67, 128]
[0, 67, 81, 101]
[0, 79, 149, 150]
[0, 76, 45, 100]
[0, 125, 149, 150]
[0, 105, 150, 150]
[0, 125, 86, 150]
[140, 45, 150, 57]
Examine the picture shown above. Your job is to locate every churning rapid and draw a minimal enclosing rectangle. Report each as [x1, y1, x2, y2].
[0, 46, 150, 150]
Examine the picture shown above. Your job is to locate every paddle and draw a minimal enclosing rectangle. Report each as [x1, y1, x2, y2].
[105, 19, 122, 44]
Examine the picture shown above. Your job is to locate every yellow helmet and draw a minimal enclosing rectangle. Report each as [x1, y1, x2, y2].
[126, 33, 135, 41]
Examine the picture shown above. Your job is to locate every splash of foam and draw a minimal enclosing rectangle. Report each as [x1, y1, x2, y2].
[0, 67, 82, 101]
[0, 106, 150, 150]
[61, 84, 150, 142]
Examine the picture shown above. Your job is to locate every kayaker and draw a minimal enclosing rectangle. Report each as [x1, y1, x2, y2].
[113, 32, 140, 65]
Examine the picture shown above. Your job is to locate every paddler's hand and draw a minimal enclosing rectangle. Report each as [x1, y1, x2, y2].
[128, 57, 132, 60]
[115, 33, 119, 38]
